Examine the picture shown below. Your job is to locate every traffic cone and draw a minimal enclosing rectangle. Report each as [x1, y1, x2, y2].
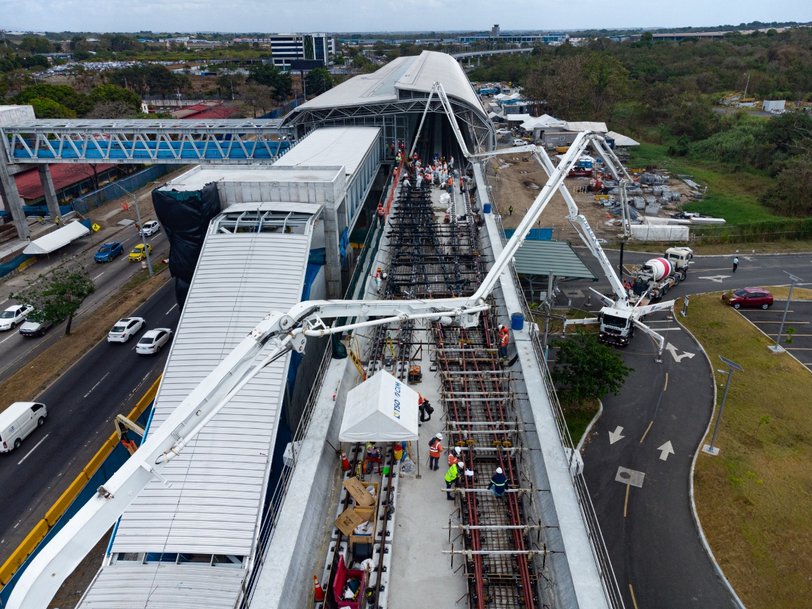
[340, 452, 350, 472]
[312, 575, 325, 603]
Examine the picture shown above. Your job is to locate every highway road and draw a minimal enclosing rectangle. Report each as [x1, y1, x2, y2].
[565, 248, 811, 608]
[0, 280, 177, 561]
[0, 227, 169, 383]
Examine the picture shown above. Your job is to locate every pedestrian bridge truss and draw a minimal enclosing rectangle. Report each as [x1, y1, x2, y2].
[1, 118, 290, 164]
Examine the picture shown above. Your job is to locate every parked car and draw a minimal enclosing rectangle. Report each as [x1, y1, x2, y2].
[135, 328, 173, 355]
[722, 287, 774, 310]
[0, 304, 34, 331]
[95, 241, 124, 263]
[140, 220, 161, 237]
[107, 317, 146, 343]
[128, 243, 153, 262]
[19, 319, 54, 337]
[0, 402, 47, 452]
[512, 138, 526, 147]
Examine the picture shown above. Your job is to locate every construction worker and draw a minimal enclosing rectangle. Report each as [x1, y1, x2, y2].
[376, 204, 385, 227]
[498, 325, 510, 358]
[448, 446, 461, 467]
[732, 256, 739, 272]
[428, 433, 443, 471]
[418, 394, 433, 423]
[489, 467, 507, 498]
[445, 460, 463, 500]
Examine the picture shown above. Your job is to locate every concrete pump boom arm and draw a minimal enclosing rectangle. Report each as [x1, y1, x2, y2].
[8, 101, 604, 609]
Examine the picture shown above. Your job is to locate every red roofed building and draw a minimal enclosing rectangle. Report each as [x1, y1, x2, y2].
[14, 163, 120, 204]
[170, 102, 238, 120]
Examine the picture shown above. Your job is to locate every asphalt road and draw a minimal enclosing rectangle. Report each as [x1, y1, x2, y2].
[563, 248, 811, 608]
[0, 228, 168, 383]
[0, 280, 177, 561]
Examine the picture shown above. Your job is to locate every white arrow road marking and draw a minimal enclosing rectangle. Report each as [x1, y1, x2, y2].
[698, 275, 731, 283]
[658, 441, 675, 461]
[666, 343, 695, 363]
[18, 434, 49, 465]
[609, 425, 625, 444]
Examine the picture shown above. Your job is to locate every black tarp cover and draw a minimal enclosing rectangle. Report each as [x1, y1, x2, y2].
[152, 183, 221, 309]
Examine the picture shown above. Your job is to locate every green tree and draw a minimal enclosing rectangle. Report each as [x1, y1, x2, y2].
[28, 97, 77, 118]
[90, 84, 141, 112]
[305, 67, 334, 97]
[15, 83, 92, 116]
[14, 267, 95, 336]
[248, 64, 292, 100]
[18, 36, 53, 54]
[551, 330, 633, 405]
[761, 154, 812, 216]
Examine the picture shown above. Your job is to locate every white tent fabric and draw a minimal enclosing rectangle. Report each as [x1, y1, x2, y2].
[606, 130, 640, 146]
[520, 114, 566, 131]
[339, 370, 419, 442]
[504, 113, 532, 123]
[563, 120, 608, 133]
[23, 221, 90, 255]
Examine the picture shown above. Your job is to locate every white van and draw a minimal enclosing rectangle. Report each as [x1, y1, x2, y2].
[0, 402, 47, 453]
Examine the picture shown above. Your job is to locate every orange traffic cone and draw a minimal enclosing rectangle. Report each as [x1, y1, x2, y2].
[313, 575, 325, 603]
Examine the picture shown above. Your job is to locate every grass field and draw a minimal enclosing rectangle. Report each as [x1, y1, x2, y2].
[630, 144, 780, 225]
[682, 291, 812, 609]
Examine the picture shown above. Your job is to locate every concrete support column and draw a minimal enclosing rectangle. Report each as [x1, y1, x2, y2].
[323, 205, 342, 299]
[38, 165, 61, 221]
[0, 160, 30, 240]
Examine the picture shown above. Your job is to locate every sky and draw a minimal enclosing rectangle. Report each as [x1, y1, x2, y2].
[1, 0, 810, 34]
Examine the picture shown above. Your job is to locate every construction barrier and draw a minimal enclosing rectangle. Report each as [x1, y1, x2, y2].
[0, 376, 161, 594]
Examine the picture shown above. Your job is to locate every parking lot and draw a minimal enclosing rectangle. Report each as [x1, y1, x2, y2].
[738, 300, 812, 370]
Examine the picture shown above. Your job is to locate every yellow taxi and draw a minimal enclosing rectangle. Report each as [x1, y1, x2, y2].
[128, 243, 152, 262]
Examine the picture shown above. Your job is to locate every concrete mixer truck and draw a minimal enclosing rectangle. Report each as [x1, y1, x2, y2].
[629, 246, 693, 303]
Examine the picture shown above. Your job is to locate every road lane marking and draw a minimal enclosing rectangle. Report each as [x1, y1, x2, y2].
[92, 271, 104, 281]
[640, 420, 654, 444]
[628, 583, 639, 609]
[658, 441, 675, 461]
[623, 482, 631, 518]
[609, 425, 625, 444]
[0, 333, 18, 345]
[17, 434, 49, 465]
[165, 304, 178, 316]
[83, 371, 110, 398]
[665, 343, 695, 363]
[663, 372, 669, 392]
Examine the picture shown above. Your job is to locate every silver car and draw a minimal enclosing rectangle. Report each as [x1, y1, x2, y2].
[135, 328, 173, 355]
[140, 220, 161, 237]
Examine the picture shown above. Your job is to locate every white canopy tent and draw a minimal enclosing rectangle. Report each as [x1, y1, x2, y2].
[339, 370, 419, 443]
[23, 221, 90, 255]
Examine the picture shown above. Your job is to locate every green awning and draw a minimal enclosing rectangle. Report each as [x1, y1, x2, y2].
[513, 240, 595, 280]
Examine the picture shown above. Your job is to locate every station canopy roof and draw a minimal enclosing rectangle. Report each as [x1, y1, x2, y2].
[23, 220, 89, 254]
[513, 240, 596, 280]
[339, 370, 419, 442]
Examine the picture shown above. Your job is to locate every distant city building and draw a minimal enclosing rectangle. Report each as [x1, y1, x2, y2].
[232, 33, 335, 68]
[491, 24, 501, 37]
[458, 32, 568, 46]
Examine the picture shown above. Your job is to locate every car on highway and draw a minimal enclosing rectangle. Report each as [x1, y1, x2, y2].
[0, 402, 47, 452]
[0, 304, 34, 331]
[140, 220, 161, 237]
[19, 319, 55, 337]
[135, 328, 173, 355]
[128, 243, 153, 262]
[512, 138, 526, 146]
[94, 241, 124, 263]
[722, 287, 774, 309]
[107, 317, 146, 343]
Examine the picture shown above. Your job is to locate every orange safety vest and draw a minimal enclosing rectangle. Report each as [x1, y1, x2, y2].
[428, 438, 443, 458]
[500, 332, 509, 348]
[448, 452, 459, 466]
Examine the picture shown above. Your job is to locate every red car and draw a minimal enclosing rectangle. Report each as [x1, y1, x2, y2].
[722, 287, 774, 309]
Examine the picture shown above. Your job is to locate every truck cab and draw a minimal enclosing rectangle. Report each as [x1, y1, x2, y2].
[665, 247, 694, 277]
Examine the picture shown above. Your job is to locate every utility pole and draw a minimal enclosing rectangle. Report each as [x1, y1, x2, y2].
[702, 355, 743, 456]
[112, 182, 154, 277]
[769, 271, 803, 353]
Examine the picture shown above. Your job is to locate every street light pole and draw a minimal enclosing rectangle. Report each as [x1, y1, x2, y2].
[769, 271, 802, 353]
[703, 355, 743, 456]
[111, 182, 154, 277]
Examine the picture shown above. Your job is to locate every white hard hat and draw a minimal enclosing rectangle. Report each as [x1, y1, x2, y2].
[496, 467, 503, 474]
[454, 446, 462, 455]
[457, 461, 464, 469]
[436, 433, 443, 441]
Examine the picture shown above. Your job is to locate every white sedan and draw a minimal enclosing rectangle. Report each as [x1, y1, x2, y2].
[140, 220, 161, 237]
[0, 304, 34, 331]
[107, 317, 146, 343]
[135, 328, 173, 355]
